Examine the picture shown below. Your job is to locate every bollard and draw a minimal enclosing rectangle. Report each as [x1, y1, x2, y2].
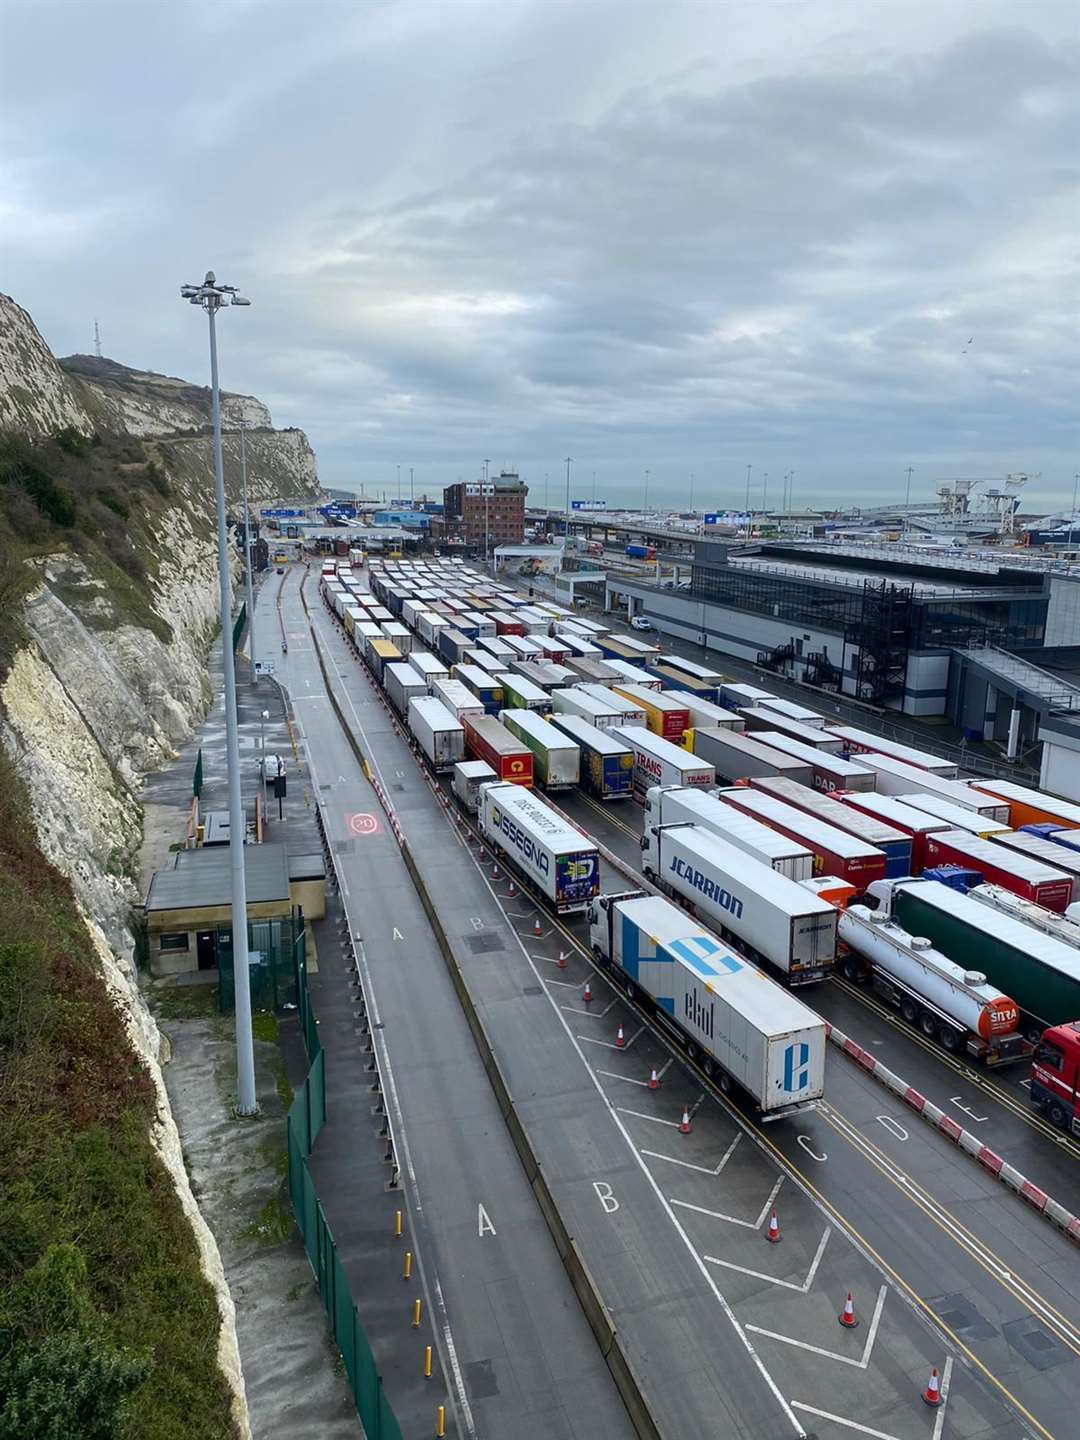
[394, 1210, 403, 1239]
[424, 1345, 433, 1379]
[413, 1298, 422, 1328]
[436, 1405, 446, 1438]
[403, 1250, 413, 1281]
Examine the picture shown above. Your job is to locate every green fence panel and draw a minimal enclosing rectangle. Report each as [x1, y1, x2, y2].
[193, 747, 203, 800]
[218, 915, 301, 1014]
[284, 914, 403, 1438]
[232, 601, 247, 653]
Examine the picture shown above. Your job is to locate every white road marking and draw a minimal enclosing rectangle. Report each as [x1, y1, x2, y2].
[791, 1404, 903, 1440]
[616, 1105, 680, 1127]
[796, 1134, 827, 1162]
[688, 1175, 784, 1232]
[932, 1357, 954, 1440]
[581, 1026, 644, 1052]
[561, 997, 616, 1017]
[640, 1134, 741, 1176]
[875, 1115, 908, 1142]
[544, 977, 580, 989]
[704, 1228, 830, 1294]
[597, 1069, 652, 1088]
[478, 1204, 496, 1237]
[593, 1181, 619, 1214]
[746, 1286, 887, 1370]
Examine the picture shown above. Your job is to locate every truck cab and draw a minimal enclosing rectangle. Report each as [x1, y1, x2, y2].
[1031, 1023, 1080, 1135]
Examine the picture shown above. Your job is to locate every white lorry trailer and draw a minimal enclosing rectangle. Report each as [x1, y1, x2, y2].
[641, 821, 836, 984]
[478, 781, 599, 912]
[588, 892, 825, 1114]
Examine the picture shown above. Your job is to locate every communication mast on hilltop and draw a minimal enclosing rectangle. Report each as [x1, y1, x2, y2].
[93, 319, 102, 358]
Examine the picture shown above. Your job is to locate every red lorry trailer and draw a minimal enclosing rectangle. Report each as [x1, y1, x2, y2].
[462, 714, 534, 786]
[718, 787, 887, 891]
[922, 831, 1073, 913]
[838, 791, 948, 873]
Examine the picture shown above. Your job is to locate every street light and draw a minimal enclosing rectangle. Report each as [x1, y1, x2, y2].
[260, 708, 270, 811]
[180, 270, 258, 1117]
[565, 456, 572, 525]
[238, 420, 257, 684]
[483, 458, 491, 566]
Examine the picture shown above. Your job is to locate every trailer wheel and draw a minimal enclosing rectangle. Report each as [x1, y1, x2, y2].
[686, 1042, 698, 1063]
[939, 1026, 960, 1053]
[841, 956, 861, 982]
[919, 1012, 936, 1039]
[1048, 1100, 1068, 1130]
[703, 1057, 715, 1079]
[624, 978, 636, 1002]
[717, 1072, 732, 1095]
[900, 998, 918, 1024]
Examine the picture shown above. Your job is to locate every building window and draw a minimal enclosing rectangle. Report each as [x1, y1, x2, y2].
[159, 932, 190, 953]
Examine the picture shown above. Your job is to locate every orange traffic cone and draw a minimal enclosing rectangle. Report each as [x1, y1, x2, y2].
[765, 1210, 781, 1244]
[922, 1367, 942, 1408]
[506, 881, 517, 898]
[582, 981, 593, 1004]
[615, 1025, 626, 1049]
[838, 1293, 857, 1328]
[648, 1068, 660, 1090]
[533, 917, 542, 937]
[491, 864, 500, 880]
[678, 1107, 692, 1134]
[557, 949, 568, 969]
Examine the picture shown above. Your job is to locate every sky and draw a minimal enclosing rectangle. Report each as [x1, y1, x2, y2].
[3, 0, 1080, 514]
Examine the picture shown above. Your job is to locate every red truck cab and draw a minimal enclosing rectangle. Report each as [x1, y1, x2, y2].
[1031, 1022, 1080, 1135]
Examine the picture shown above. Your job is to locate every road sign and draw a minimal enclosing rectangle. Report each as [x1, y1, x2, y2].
[345, 812, 381, 837]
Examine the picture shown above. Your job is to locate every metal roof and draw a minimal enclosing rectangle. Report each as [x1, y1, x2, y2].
[146, 842, 291, 912]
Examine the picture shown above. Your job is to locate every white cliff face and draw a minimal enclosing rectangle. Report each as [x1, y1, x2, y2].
[0, 291, 320, 1439]
[0, 294, 95, 435]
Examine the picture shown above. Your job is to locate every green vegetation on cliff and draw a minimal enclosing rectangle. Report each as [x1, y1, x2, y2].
[0, 748, 237, 1439]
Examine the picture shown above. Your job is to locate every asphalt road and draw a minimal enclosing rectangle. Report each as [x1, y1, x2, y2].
[270, 571, 633, 1440]
[282, 558, 1080, 1440]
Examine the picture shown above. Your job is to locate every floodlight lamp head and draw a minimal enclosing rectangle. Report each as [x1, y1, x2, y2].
[205, 270, 216, 285]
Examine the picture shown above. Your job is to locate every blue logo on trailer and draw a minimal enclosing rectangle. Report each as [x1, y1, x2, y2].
[668, 936, 741, 976]
[782, 1042, 811, 1092]
[703, 513, 718, 525]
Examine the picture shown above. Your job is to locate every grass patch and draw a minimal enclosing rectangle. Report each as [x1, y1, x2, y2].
[243, 1194, 293, 1247]
[152, 984, 219, 1021]
[0, 748, 238, 1439]
[275, 1066, 294, 1110]
[251, 1012, 278, 1044]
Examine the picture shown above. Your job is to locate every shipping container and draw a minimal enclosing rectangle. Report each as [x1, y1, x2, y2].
[408, 650, 450, 690]
[922, 831, 1073, 913]
[550, 687, 624, 731]
[837, 792, 949, 872]
[652, 664, 719, 703]
[430, 676, 485, 724]
[991, 831, 1080, 901]
[367, 638, 402, 683]
[748, 776, 911, 877]
[493, 672, 552, 713]
[719, 681, 777, 711]
[873, 878, 1080, 1040]
[564, 656, 621, 684]
[479, 781, 598, 910]
[970, 779, 1080, 833]
[612, 683, 690, 741]
[574, 685, 648, 728]
[688, 727, 813, 786]
[615, 725, 716, 798]
[750, 731, 876, 794]
[547, 714, 633, 800]
[640, 823, 837, 984]
[453, 664, 504, 715]
[603, 658, 664, 691]
[493, 611, 526, 637]
[437, 627, 473, 667]
[838, 906, 1027, 1065]
[463, 715, 534, 785]
[500, 709, 581, 789]
[384, 661, 427, 718]
[825, 725, 959, 776]
[408, 696, 466, 773]
[669, 693, 747, 733]
[588, 892, 826, 1112]
[859, 756, 1012, 820]
[896, 792, 1012, 838]
[452, 759, 498, 811]
[754, 696, 826, 729]
[509, 659, 574, 692]
[380, 621, 413, 655]
[719, 787, 887, 890]
[644, 786, 813, 880]
[738, 709, 846, 753]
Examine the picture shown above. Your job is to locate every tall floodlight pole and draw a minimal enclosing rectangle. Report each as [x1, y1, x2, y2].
[239, 421, 257, 683]
[643, 469, 650, 512]
[745, 463, 752, 531]
[180, 271, 257, 1117]
[565, 457, 573, 534]
[410, 466, 414, 505]
[905, 465, 914, 511]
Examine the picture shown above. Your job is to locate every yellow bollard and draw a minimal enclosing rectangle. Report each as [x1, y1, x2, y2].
[412, 1298, 422, 1328]
[436, 1404, 446, 1437]
[394, 1210, 403, 1239]
[403, 1250, 412, 1281]
[424, 1345, 433, 1379]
